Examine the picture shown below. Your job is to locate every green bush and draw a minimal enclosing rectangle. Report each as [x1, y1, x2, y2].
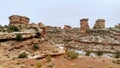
[36, 62, 42, 68]
[18, 52, 27, 58]
[96, 51, 103, 56]
[32, 44, 39, 51]
[85, 51, 91, 56]
[66, 51, 79, 59]
[8, 25, 19, 32]
[15, 34, 23, 41]
[115, 51, 120, 58]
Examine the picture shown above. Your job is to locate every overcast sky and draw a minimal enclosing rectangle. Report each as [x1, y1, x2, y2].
[0, 0, 120, 28]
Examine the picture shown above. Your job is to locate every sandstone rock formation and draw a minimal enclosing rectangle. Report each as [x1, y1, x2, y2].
[38, 22, 46, 37]
[63, 25, 72, 30]
[80, 18, 89, 34]
[9, 15, 29, 25]
[93, 19, 105, 29]
[28, 23, 46, 38]
[29, 23, 38, 28]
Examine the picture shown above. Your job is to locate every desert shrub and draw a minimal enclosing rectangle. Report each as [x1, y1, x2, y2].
[96, 51, 103, 56]
[8, 25, 19, 32]
[66, 51, 79, 59]
[112, 59, 120, 64]
[15, 34, 23, 41]
[46, 55, 51, 62]
[36, 62, 42, 68]
[85, 51, 91, 56]
[115, 51, 120, 58]
[18, 52, 27, 58]
[32, 44, 39, 51]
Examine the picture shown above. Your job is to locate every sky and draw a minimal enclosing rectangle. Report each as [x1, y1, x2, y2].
[0, 0, 120, 28]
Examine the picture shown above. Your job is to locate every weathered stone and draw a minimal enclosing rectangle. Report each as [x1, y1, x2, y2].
[93, 19, 105, 29]
[9, 15, 30, 29]
[63, 25, 72, 30]
[9, 15, 29, 25]
[38, 22, 46, 38]
[80, 18, 89, 34]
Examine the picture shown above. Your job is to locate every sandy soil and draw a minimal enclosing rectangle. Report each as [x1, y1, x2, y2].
[0, 55, 120, 68]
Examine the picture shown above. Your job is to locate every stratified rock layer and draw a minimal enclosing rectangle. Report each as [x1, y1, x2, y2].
[9, 15, 29, 25]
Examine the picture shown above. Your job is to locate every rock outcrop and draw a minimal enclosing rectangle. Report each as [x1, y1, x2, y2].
[9, 15, 29, 25]
[63, 25, 72, 30]
[80, 18, 89, 34]
[93, 19, 105, 29]
[0, 31, 36, 40]
[38, 22, 46, 37]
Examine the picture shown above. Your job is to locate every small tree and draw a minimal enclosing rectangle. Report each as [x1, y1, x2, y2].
[16, 34, 23, 41]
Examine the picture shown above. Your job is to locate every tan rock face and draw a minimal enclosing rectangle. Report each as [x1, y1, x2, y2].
[93, 19, 105, 29]
[63, 25, 72, 30]
[80, 18, 89, 34]
[9, 15, 29, 25]
[20, 17, 29, 24]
